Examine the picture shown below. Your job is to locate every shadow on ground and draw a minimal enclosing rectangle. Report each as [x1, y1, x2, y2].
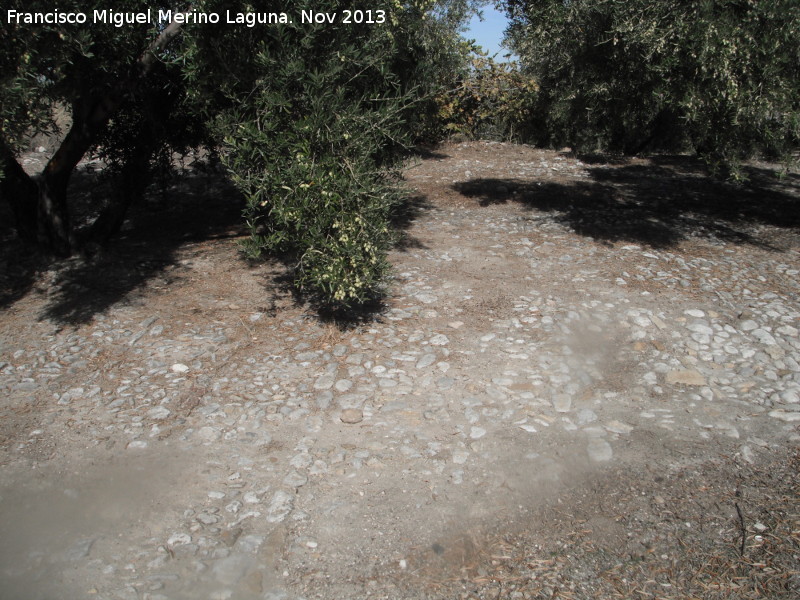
[392, 192, 432, 252]
[452, 156, 800, 249]
[1, 165, 247, 327]
[411, 146, 451, 161]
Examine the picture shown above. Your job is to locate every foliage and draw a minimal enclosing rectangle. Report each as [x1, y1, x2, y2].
[187, 0, 474, 308]
[502, 0, 800, 175]
[0, 0, 204, 252]
[216, 25, 408, 307]
[399, 0, 481, 142]
[0, 0, 201, 158]
[436, 52, 537, 141]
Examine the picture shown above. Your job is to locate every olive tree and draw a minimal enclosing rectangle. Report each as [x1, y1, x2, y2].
[183, 0, 476, 307]
[0, 1, 202, 255]
[502, 0, 800, 174]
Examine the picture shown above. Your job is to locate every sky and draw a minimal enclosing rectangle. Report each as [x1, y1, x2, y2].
[464, 5, 513, 59]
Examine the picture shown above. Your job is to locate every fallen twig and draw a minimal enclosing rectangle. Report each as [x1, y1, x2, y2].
[735, 502, 747, 558]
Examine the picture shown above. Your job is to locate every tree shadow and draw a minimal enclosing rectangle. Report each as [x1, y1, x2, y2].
[0, 167, 119, 313]
[0, 220, 43, 311]
[2, 156, 439, 329]
[29, 165, 248, 327]
[411, 145, 451, 161]
[451, 157, 800, 250]
[391, 192, 431, 252]
[568, 152, 634, 166]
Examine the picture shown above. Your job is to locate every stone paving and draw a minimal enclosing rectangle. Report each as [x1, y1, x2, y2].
[1, 142, 799, 600]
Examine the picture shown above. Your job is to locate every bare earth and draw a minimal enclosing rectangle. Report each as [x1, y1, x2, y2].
[1, 142, 799, 600]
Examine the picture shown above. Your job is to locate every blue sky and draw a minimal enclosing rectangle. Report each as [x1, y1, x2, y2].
[464, 5, 513, 59]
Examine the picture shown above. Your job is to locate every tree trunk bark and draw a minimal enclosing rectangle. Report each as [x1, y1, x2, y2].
[31, 108, 100, 255]
[36, 168, 74, 256]
[0, 142, 38, 243]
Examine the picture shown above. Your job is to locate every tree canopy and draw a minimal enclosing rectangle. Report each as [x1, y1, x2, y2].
[501, 0, 800, 174]
[1, 1, 205, 254]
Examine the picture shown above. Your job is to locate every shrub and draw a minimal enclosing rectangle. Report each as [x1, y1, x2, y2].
[216, 15, 411, 309]
[437, 52, 537, 141]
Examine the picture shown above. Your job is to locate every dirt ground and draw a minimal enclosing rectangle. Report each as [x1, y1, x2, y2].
[1, 142, 799, 599]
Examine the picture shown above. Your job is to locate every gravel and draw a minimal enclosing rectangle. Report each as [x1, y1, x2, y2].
[1, 141, 799, 600]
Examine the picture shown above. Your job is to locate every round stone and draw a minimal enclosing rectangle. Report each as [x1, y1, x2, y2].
[340, 409, 364, 424]
[283, 471, 308, 488]
[147, 406, 171, 420]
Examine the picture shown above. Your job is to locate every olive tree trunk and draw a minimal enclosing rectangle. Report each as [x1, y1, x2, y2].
[0, 18, 186, 255]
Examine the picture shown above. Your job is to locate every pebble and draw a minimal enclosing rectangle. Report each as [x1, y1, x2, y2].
[147, 406, 171, 420]
[313, 375, 335, 390]
[768, 410, 800, 422]
[334, 379, 353, 392]
[289, 453, 312, 469]
[752, 329, 777, 345]
[469, 426, 487, 439]
[168, 533, 192, 546]
[282, 471, 308, 488]
[552, 394, 572, 413]
[665, 370, 706, 386]
[416, 354, 437, 369]
[340, 409, 364, 424]
[739, 320, 759, 331]
[265, 491, 294, 523]
[780, 389, 800, 404]
[235, 493, 256, 506]
[429, 334, 449, 346]
[605, 420, 633, 435]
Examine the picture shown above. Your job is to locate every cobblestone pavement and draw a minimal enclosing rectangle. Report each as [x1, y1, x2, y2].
[1, 142, 799, 599]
